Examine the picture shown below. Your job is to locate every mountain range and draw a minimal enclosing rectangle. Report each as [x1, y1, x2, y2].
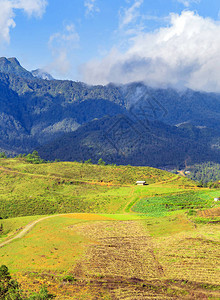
[0, 56, 220, 168]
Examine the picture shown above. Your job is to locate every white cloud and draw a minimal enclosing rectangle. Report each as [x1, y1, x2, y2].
[84, 0, 99, 16]
[119, 0, 143, 29]
[177, 0, 200, 7]
[49, 24, 79, 49]
[81, 11, 220, 93]
[0, 0, 47, 44]
[48, 24, 80, 76]
[14, 0, 47, 17]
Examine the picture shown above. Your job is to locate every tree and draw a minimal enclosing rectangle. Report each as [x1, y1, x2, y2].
[98, 158, 106, 166]
[25, 151, 45, 164]
[32, 150, 40, 159]
[0, 152, 7, 158]
[0, 223, 3, 234]
[0, 265, 23, 299]
[84, 159, 92, 164]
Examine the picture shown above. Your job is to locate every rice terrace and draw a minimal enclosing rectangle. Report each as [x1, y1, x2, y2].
[0, 157, 219, 299]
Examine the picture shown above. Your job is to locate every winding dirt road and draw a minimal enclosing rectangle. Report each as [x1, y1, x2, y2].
[0, 215, 60, 248]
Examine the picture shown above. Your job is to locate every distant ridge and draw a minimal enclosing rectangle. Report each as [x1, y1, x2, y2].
[37, 115, 220, 168]
[0, 57, 34, 80]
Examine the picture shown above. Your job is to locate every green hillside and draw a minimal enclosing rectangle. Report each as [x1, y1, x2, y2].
[0, 158, 194, 218]
[0, 159, 220, 299]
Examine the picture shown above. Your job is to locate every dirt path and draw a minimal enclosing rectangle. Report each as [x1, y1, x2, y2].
[178, 170, 186, 177]
[0, 166, 122, 187]
[0, 166, 51, 179]
[0, 215, 61, 248]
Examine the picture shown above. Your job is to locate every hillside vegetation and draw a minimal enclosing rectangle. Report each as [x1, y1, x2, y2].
[186, 161, 220, 183]
[0, 158, 194, 218]
[38, 115, 220, 168]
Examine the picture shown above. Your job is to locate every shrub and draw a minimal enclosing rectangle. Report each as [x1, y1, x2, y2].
[29, 286, 55, 299]
[62, 275, 77, 283]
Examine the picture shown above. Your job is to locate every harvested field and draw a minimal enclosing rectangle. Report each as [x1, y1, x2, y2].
[63, 219, 220, 299]
[1, 215, 219, 299]
[71, 220, 164, 280]
[155, 226, 220, 286]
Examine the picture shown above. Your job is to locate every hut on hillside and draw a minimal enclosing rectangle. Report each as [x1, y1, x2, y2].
[214, 197, 220, 202]
[136, 181, 147, 186]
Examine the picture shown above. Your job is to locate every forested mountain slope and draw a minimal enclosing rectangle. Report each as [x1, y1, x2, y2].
[1, 57, 220, 167]
[38, 115, 220, 168]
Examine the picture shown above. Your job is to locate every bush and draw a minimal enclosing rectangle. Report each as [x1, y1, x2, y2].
[25, 151, 46, 164]
[188, 209, 196, 216]
[98, 158, 106, 166]
[29, 286, 55, 299]
[62, 275, 77, 283]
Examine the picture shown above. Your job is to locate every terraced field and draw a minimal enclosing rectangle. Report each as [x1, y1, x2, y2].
[132, 191, 215, 216]
[198, 207, 220, 218]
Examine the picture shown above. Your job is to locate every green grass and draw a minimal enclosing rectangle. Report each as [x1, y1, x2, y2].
[0, 217, 87, 273]
[142, 213, 195, 237]
[102, 214, 149, 220]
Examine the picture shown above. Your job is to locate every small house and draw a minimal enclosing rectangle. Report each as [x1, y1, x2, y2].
[136, 181, 146, 186]
[214, 197, 220, 202]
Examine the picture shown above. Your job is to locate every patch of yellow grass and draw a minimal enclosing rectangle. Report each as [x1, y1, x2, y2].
[62, 213, 113, 221]
[154, 223, 220, 285]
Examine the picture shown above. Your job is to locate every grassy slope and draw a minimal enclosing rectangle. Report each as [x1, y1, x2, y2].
[0, 158, 195, 218]
[0, 158, 220, 299]
[1, 214, 219, 299]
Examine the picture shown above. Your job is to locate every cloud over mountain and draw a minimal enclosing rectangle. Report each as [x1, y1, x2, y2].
[81, 11, 220, 92]
[48, 23, 80, 76]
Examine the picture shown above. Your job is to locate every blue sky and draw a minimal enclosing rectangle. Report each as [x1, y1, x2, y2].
[0, 0, 220, 92]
